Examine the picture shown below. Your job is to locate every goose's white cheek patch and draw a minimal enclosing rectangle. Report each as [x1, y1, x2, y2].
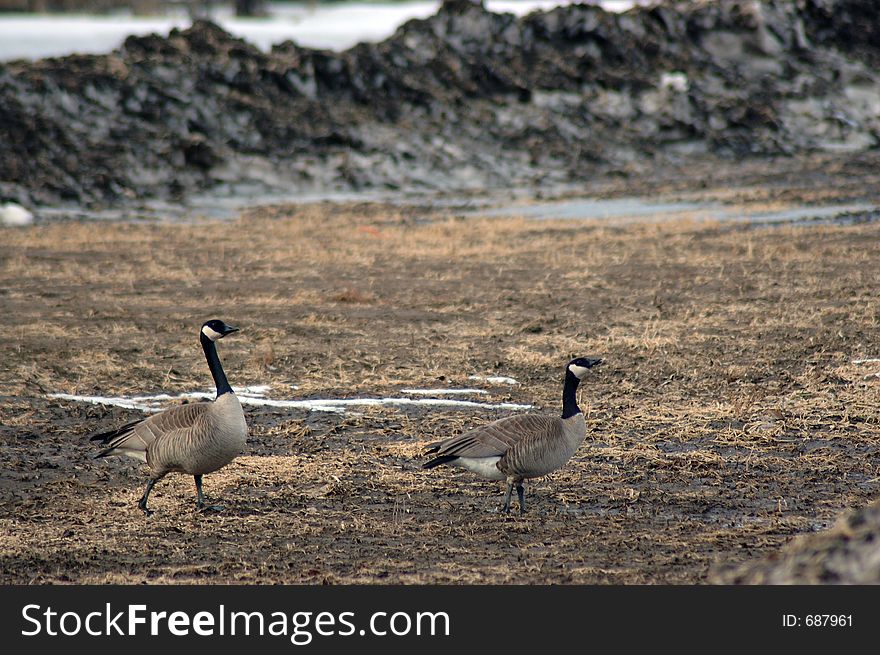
[202, 326, 223, 341]
[568, 364, 590, 379]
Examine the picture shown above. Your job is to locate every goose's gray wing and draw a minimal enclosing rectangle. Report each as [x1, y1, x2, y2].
[499, 416, 575, 478]
[91, 401, 210, 461]
[425, 414, 559, 459]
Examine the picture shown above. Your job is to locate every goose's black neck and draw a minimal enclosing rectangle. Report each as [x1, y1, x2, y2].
[201, 333, 233, 397]
[561, 370, 582, 419]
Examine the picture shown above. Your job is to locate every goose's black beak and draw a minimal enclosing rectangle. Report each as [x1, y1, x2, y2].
[221, 324, 240, 336]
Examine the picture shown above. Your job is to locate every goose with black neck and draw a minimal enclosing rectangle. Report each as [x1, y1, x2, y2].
[422, 356, 602, 514]
[90, 319, 248, 515]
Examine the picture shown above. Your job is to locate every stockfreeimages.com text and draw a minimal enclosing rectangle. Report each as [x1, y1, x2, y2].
[21, 603, 450, 645]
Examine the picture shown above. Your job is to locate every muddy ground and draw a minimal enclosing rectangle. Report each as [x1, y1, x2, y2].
[3, 0, 880, 208]
[1, 153, 879, 584]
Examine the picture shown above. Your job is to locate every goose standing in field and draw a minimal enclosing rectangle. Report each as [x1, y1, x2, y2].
[422, 356, 602, 514]
[90, 319, 248, 515]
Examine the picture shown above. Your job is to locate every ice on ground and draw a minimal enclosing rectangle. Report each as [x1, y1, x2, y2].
[468, 375, 520, 385]
[0, 202, 34, 226]
[401, 388, 489, 395]
[234, 384, 273, 396]
[48, 387, 531, 414]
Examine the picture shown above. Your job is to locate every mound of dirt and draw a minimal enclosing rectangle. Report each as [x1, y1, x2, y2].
[1, 0, 879, 207]
[712, 498, 880, 584]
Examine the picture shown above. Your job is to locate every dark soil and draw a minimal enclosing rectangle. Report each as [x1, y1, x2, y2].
[2, 0, 880, 586]
[2, 0, 880, 208]
[1, 163, 880, 584]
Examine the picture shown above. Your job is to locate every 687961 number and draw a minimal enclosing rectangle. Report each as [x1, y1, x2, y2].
[783, 614, 852, 627]
[807, 615, 852, 627]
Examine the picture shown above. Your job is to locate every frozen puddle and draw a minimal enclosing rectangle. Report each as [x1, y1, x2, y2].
[469, 197, 878, 226]
[48, 384, 530, 415]
[473, 197, 707, 221]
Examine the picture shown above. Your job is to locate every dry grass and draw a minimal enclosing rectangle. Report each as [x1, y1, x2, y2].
[1, 188, 880, 584]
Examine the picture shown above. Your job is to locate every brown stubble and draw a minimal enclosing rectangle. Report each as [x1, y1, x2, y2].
[1, 199, 879, 584]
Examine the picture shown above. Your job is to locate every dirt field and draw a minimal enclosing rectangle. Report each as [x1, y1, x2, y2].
[2, 156, 880, 584]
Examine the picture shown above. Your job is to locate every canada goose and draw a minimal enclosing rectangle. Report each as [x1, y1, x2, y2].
[422, 356, 602, 514]
[90, 319, 247, 515]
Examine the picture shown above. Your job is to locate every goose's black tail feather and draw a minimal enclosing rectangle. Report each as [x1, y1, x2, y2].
[422, 454, 458, 469]
[89, 419, 145, 458]
[89, 419, 143, 444]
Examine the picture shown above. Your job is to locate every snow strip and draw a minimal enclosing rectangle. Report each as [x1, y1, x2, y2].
[468, 375, 519, 385]
[401, 388, 488, 395]
[48, 390, 531, 414]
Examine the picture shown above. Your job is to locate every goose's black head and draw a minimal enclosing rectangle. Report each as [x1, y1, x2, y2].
[566, 356, 603, 381]
[200, 319, 239, 342]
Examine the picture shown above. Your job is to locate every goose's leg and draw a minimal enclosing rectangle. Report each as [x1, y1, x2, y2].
[194, 475, 224, 512]
[502, 480, 515, 514]
[137, 478, 158, 516]
[516, 482, 526, 515]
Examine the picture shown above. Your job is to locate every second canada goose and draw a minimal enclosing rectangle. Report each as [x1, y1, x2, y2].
[422, 356, 602, 514]
[90, 319, 248, 515]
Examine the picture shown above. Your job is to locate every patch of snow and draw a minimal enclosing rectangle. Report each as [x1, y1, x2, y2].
[0, 202, 34, 226]
[234, 384, 273, 396]
[48, 388, 531, 414]
[0, 2, 642, 61]
[660, 71, 689, 92]
[468, 375, 520, 385]
[401, 388, 489, 395]
[49, 393, 180, 413]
